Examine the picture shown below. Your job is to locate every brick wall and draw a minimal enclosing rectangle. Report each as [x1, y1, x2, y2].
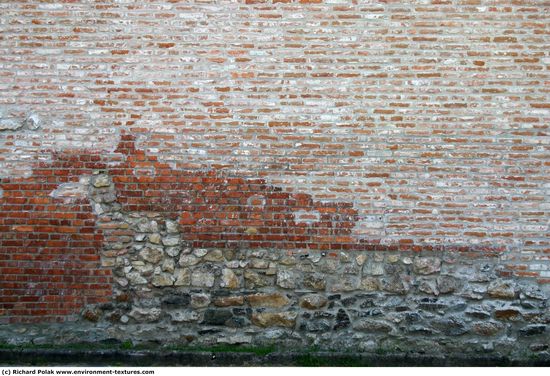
[0, 0, 548, 325]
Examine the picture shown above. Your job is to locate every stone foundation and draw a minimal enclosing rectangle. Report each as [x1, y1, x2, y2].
[2, 245, 548, 359]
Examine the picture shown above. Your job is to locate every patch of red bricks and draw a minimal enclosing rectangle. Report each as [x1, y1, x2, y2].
[0, 152, 112, 323]
[113, 134, 359, 250]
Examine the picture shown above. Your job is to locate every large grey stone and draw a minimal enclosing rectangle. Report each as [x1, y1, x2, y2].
[243, 270, 272, 287]
[128, 308, 162, 323]
[300, 294, 328, 310]
[173, 268, 191, 286]
[24, 113, 41, 130]
[139, 247, 164, 264]
[126, 271, 147, 285]
[354, 319, 393, 333]
[165, 247, 181, 257]
[277, 269, 299, 289]
[303, 273, 326, 290]
[381, 276, 411, 295]
[204, 249, 224, 262]
[249, 258, 269, 269]
[220, 268, 239, 289]
[191, 270, 215, 287]
[521, 285, 546, 301]
[50, 182, 88, 201]
[216, 335, 252, 345]
[152, 273, 174, 287]
[179, 254, 200, 267]
[162, 236, 180, 247]
[92, 175, 111, 188]
[148, 233, 161, 244]
[302, 320, 331, 333]
[329, 275, 359, 292]
[360, 277, 380, 291]
[161, 259, 175, 273]
[165, 220, 179, 233]
[418, 279, 439, 295]
[191, 293, 211, 308]
[137, 219, 159, 233]
[437, 275, 460, 294]
[413, 257, 441, 275]
[169, 310, 200, 323]
[432, 316, 468, 336]
[364, 262, 384, 276]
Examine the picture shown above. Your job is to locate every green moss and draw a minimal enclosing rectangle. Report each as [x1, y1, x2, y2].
[168, 343, 277, 356]
[374, 347, 388, 355]
[120, 340, 134, 350]
[295, 354, 366, 367]
[0, 341, 281, 356]
[0, 341, 127, 351]
[0, 344, 15, 351]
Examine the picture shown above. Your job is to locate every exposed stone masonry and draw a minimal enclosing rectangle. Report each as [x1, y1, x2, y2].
[1, 134, 548, 359]
[2, 243, 548, 357]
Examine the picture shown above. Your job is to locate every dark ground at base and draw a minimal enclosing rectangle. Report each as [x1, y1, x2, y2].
[1, 349, 549, 367]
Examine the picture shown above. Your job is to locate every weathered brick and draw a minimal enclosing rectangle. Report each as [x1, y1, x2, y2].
[0, 0, 548, 327]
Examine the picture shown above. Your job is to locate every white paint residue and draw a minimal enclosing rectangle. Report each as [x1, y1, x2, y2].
[49, 176, 90, 203]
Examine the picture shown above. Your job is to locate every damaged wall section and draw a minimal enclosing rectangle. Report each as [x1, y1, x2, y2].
[0, 134, 547, 359]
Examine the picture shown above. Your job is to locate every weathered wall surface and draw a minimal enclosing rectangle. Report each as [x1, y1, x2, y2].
[0, 0, 548, 359]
